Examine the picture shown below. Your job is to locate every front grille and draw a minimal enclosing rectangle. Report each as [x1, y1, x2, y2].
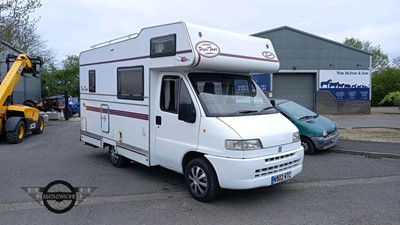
[255, 153, 300, 178]
[265, 153, 295, 162]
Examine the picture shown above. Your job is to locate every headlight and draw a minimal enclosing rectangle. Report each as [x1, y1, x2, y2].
[293, 132, 300, 142]
[225, 139, 263, 150]
[322, 131, 328, 138]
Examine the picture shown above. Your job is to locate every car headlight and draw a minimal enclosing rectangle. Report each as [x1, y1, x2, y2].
[225, 139, 263, 150]
[293, 132, 300, 142]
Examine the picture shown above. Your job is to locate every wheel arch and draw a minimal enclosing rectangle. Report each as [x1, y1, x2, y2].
[182, 151, 205, 173]
[300, 135, 317, 154]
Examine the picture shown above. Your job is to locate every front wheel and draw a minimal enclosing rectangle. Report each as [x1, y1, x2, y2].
[185, 158, 220, 202]
[108, 146, 129, 167]
[7, 120, 26, 144]
[32, 116, 45, 135]
[301, 137, 316, 155]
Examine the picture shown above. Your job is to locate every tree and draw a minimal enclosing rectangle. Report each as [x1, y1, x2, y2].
[371, 67, 400, 106]
[344, 37, 389, 73]
[41, 55, 80, 97]
[393, 56, 400, 69]
[379, 91, 400, 108]
[0, 0, 54, 62]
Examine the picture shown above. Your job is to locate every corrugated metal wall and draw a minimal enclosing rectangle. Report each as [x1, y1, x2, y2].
[255, 28, 370, 71]
[253, 27, 371, 114]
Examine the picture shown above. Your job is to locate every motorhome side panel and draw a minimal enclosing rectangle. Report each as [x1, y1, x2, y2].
[79, 32, 152, 164]
[79, 22, 196, 166]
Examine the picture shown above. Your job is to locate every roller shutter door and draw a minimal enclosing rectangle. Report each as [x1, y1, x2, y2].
[273, 73, 316, 110]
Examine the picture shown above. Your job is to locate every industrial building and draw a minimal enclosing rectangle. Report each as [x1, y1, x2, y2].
[0, 40, 41, 104]
[252, 26, 372, 114]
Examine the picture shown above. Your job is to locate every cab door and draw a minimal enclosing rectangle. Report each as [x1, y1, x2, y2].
[154, 73, 200, 172]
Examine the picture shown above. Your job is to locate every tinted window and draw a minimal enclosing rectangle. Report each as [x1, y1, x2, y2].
[89, 70, 96, 92]
[160, 76, 179, 113]
[117, 66, 144, 100]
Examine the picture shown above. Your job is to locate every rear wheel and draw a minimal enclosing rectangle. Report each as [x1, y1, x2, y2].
[301, 137, 316, 155]
[32, 116, 45, 135]
[7, 120, 26, 144]
[23, 100, 36, 108]
[185, 158, 220, 202]
[108, 146, 129, 167]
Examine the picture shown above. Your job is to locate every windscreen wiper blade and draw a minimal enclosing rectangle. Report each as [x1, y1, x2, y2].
[258, 106, 275, 113]
[230, 110, 258, 116]
[298, 115, 314, 120]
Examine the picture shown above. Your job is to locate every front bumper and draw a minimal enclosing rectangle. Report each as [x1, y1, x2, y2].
[205, 147, 304, 190]
[311, 129, 340, 150]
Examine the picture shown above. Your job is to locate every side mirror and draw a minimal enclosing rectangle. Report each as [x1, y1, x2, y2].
[270, 99, 275, 107]
[178, 103, 196, 123]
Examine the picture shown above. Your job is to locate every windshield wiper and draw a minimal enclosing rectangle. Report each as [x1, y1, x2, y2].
[258, 106, 275, 114]
[298, 115, 314, 120]
[230, 110, 258, 116]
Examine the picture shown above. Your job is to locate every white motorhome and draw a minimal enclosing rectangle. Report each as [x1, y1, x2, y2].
[80, 22, 304, 202]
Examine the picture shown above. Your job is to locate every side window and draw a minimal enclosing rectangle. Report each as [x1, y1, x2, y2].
[178, 78, 196, 123]
[89, 70, 96, 92]
[160, 76, 179, 113]
[117, 66, 144, 100]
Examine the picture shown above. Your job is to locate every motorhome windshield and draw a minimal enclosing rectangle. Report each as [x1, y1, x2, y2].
[189, 73, 276, 117]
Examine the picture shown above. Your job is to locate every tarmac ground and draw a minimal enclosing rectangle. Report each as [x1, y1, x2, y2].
[323, 107, 400, 159]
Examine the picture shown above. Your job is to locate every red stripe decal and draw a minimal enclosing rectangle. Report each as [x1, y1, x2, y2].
[219, 53, 279, 63]
[86, 106, 149, 120]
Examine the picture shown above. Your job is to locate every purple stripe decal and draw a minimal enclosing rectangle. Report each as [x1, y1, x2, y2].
[86, 106, 149, 120]
[219, 53, 279, 63]
[80, 49, 193, 67]
[176, 49, 193, 54]
[80, 55, 149, 67]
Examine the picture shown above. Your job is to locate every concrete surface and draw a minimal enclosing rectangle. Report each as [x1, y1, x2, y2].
[324, 107, 400, 129]
[323, 107, 400, 158]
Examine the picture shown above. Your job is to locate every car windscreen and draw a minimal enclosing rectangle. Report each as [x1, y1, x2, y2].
[276, 100, 318, 120]
[189, 73, 276, 117]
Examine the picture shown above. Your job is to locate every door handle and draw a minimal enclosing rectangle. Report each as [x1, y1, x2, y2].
[156, 116, 161, 125]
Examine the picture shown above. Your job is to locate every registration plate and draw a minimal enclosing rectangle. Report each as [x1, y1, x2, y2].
[271, 171, 292, 185]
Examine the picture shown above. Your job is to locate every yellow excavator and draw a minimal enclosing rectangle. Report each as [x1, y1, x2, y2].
[0, 54, 44, 144]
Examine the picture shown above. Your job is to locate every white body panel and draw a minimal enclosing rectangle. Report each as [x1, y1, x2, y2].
[80, 21, 303, 190]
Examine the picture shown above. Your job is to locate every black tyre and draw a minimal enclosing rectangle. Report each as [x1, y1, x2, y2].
[185, 158, 220, 202]
[23, 100, 36, 108]
[108, 146, 129, 167]
[301, 136, 316, 155]
[7, 120, 26, 144]
[32, 116, 45, 135]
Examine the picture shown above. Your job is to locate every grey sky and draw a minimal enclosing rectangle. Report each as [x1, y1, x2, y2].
[34, 0, 400, 62]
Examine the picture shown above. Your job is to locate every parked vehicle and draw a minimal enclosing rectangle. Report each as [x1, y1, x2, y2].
[79, 22, 304, 202]
[0, 54, 44, 144]
[45, 95, 80, 116]
[271, 99, 339, 154]
[68, 97, 80, 115]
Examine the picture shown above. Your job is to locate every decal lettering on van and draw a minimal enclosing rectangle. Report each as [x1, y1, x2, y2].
[262, 51, 275, 59]
[195, 41, 220, 58]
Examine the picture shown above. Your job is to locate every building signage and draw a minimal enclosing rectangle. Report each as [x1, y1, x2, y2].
[319, 70, 370, 100]
[252, 73, 271, 92]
